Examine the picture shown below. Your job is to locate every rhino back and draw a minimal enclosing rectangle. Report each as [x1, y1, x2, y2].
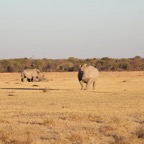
[23, 69, 37, 79]
[83, 66, 99, 80]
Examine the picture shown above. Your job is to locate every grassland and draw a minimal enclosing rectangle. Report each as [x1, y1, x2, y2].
[0, 71, 144, 144]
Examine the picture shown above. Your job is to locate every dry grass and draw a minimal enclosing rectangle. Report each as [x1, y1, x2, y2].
[0, 71, 144, 144]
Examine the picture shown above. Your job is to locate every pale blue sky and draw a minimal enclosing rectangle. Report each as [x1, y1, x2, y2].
[0, 0, 144, 59]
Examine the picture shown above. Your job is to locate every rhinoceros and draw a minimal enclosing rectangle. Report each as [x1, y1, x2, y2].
[21, 69, 45, 82]
[78, 64, 99, 90]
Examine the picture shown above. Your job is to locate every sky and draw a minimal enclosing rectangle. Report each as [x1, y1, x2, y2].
[0, 0, 144, 59]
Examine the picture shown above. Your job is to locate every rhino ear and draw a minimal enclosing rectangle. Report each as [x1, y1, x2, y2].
[36, 69, 40, 73]
[79, 65, 82, 68]
[83, 63, 88, 67]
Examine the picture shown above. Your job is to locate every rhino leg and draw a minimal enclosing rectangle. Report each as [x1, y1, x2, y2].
[21, 73, 25, 82]
[23, 78, 28, 82]
[79, 80, 85, 90]
[32, 76, 39, 82]
[86, 79, 93, 90]
[21, 73, 29, 82]
[93, 81, 97, 90]
[32, 76, 36, 82]
[27, 78, 32, 82]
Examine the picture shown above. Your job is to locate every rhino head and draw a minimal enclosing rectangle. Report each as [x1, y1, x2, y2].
[37, 73, 48, 82]
[79, 64, 90, 82]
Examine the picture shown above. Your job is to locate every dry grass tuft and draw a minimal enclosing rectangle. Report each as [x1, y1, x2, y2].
[32, 84, 39, 87]
[0, 128, 33, 144]
[8, 94, 14, 96]
[110, 134, 132, 144]
[42, 88, 48, 93]
[43, 118, 56, 127]
[5, 82, 10, 84]
[8, 91, 15, 96]
[135, 125, 144, 139]
[67, 133, 84, 143]
[122, 80, 127, 82]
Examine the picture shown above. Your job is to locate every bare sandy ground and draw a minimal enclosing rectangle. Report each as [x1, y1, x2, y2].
[0, 72, 144, 144]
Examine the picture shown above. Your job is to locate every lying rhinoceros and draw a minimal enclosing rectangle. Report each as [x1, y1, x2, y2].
[21, 69, 46, 82]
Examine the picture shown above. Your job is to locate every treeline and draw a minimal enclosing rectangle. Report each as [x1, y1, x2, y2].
[0, 56, 144, 72]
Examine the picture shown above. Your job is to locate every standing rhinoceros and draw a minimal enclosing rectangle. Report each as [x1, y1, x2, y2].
[21, 69, 45, 82]
[78, 64, 99, 90]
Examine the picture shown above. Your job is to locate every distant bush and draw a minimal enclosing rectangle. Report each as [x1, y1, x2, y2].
[0, 56, 143, 72]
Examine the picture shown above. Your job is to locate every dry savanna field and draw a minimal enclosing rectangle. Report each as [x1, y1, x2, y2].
[0, 71, 144, 144]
